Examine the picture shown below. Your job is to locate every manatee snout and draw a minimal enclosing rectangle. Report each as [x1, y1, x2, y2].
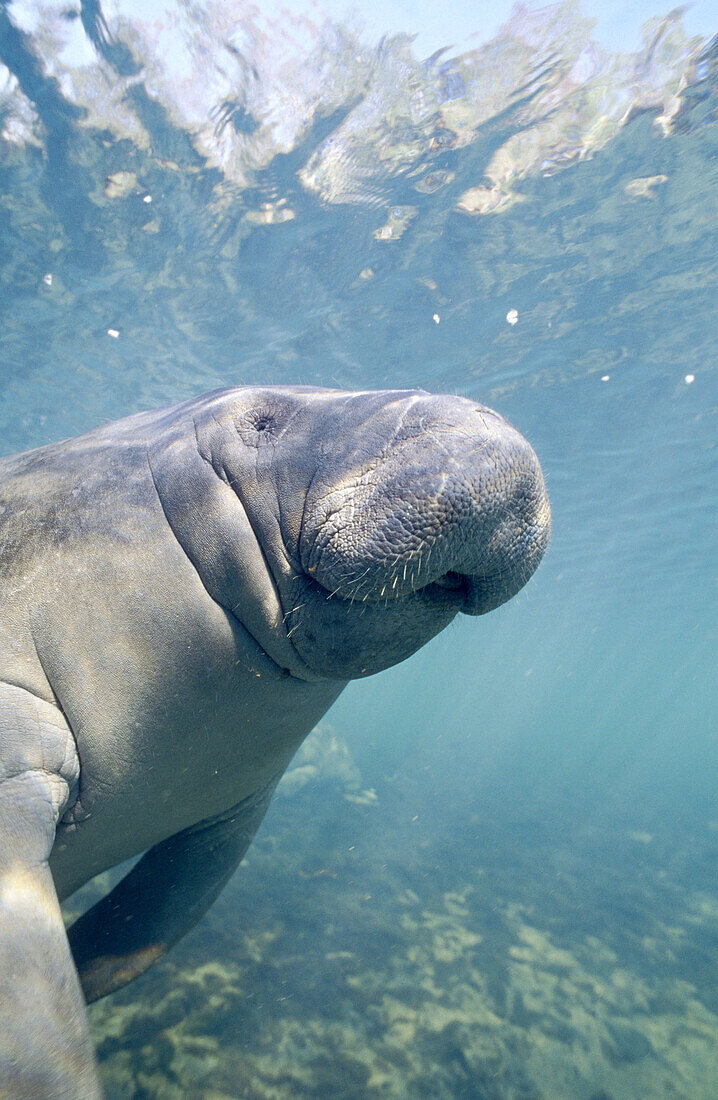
[299, 394, 550, 616]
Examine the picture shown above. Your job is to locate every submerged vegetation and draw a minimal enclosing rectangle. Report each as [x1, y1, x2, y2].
[72, 727, 718, 1098]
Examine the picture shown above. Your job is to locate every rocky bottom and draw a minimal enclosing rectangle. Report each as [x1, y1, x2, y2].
[63, 728, 717, 1099]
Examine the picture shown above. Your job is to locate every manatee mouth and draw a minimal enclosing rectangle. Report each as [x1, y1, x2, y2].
[427, 570, 473, 606]
[432, 570, 466, 592]
[423, 571, 498, 616]
[309, 567, 501, 617]
[308, 568, 464, 603]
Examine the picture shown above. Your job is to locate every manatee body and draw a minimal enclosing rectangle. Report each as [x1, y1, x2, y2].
[0, 386, 550, 1096]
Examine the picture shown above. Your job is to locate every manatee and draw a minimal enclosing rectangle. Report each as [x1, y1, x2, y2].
[0, 385, 550, 1096]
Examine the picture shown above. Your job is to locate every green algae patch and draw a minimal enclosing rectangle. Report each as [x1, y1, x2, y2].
[85, 791, 718, 1098]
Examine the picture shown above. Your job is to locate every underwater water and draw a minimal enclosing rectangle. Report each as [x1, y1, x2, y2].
[1, 0, 717, 1096]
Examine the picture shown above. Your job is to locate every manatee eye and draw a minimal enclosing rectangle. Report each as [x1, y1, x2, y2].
[253, 414, 272, 432]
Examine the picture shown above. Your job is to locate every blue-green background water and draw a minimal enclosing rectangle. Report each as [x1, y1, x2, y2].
[1, 1, 717, 1095]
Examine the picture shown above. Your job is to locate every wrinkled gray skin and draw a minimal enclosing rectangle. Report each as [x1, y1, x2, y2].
[0, 386, 549, 1097]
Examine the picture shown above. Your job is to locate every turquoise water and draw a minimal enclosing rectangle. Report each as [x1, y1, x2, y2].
[1, 1, 717, 1096]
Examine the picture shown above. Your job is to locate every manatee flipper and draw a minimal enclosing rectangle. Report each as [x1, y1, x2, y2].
[68, 776, 280, 1003]
[0, 684, 102, 1099]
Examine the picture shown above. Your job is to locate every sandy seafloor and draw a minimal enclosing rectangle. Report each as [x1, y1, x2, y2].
[62, 727, 718, 1100]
